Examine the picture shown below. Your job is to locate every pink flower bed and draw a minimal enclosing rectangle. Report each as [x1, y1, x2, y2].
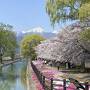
[32, 61, 90, 90]
[42, 70, 58, 78]
[32, 72, 44, 90]
[33, 61, 59, 79]
[32, 60, 44, 65]
[67, 83, 76, 90]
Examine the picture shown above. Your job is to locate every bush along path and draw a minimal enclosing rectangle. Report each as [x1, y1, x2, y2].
[27, 61, 44, 90]
[31, 60, 90, 90]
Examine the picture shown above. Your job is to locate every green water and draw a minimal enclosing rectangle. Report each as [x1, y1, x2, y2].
[0, 60, 27, 90]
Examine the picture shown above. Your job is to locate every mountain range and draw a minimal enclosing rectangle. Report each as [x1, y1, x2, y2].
[16, 27, 57, 42]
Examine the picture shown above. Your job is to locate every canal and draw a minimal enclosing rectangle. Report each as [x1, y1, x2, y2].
[0, 60, 27, 90]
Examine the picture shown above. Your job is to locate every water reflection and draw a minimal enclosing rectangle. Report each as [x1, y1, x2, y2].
[21, 64, 27, 87]
[0, 60, 27, 90]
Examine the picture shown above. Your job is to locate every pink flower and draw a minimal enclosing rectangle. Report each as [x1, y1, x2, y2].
[31, 70, 44, 90]
[67, 83, 76, 90]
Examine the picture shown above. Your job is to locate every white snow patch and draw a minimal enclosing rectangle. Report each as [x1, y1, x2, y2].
[22, 27, 44, 33]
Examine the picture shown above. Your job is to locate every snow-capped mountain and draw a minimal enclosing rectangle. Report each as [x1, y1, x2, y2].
[16, 27, 56, 42]
[22, 27, 44, 34]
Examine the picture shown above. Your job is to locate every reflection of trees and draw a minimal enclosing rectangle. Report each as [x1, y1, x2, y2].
[6, 64, 17, 88]
[1, 64, 16, 90]
[0, 64, 16, 90]
[0, 67, 3, 77]
[20, 62, 27, 88]
[0, 80, 13, 90]
[0, 61, 27, 90]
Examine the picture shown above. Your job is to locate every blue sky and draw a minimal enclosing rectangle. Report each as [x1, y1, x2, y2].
[0, 0, 73, 33]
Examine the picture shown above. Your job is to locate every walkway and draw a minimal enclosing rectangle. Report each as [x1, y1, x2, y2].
[0, 59, 22, 67]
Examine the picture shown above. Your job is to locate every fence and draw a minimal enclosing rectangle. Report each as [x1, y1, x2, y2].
[31, 62, 90, 90]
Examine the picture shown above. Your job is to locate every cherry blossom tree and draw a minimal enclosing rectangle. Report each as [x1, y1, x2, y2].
[35, 21, 90, 70]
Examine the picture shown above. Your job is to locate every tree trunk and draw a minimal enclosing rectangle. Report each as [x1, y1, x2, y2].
[0, 55, 2, 64]
[66, 62, 71, 69]
[81, 60, 85, 72]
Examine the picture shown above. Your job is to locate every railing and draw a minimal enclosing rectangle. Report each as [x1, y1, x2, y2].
[31, 62, 90, 90]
